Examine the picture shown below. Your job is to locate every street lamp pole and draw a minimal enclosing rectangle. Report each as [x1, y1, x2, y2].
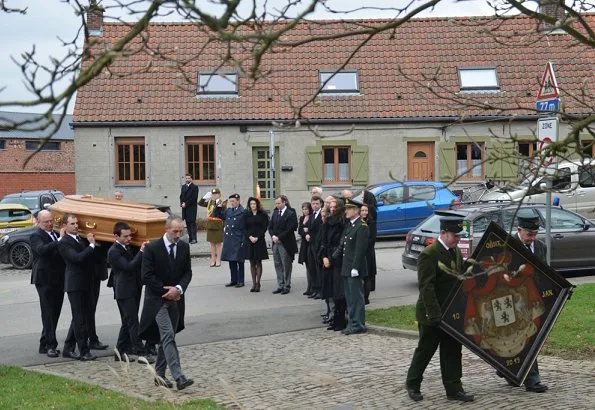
[269, 130, 275, 206]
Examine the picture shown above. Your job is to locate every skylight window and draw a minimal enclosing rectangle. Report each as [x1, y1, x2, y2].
[458, 68, 500, 92]
[198, 73, 238, 95]
[320, 71, 359, 94]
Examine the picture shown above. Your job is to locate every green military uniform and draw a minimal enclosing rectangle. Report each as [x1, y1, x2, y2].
[406, 215, 467, 399]
[341, 204, 369, 334]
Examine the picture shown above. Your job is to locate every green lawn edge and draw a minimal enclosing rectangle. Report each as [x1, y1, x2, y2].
[0, 365, 223, 410]
[368, 283, 595, 361]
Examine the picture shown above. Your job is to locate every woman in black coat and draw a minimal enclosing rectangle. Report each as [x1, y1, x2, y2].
[297, 202, 313, 295]
[244, 197, 269, 292]
[361, 203, 377, 305]
[319, 198, 347, 331]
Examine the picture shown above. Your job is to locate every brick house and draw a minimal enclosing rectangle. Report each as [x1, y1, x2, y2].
[0, 111, 75, 197]
[72, 10, 594, 212]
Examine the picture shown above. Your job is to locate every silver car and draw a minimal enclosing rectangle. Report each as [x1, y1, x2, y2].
[479, 159, 595, 216]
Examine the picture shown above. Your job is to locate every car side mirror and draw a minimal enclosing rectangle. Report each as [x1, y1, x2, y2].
[583, 223, 590, 231]
[43, 203, 51, 209]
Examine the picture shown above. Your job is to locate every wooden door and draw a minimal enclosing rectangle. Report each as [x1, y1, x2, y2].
[407, 142, 435, 181]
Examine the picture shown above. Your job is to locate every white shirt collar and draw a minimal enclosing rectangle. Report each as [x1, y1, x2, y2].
[67, 233, 78, 241]
[437, 237, 451, 251]
[350, 216, 360, 225]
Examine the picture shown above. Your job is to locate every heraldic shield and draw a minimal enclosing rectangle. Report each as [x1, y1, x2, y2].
[439, 222, 574, 386]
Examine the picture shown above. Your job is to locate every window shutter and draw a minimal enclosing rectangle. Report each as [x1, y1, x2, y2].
[486, 140, 517, 181]
[306, 146, 322, 185]
[439, 141, 456, 181]
[351, 145, 369, 186]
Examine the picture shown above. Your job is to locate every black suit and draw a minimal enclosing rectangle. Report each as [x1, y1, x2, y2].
[139, 237, 192, 380]
[59, 234, 95, 355]
[180, 183, 199, 242]
[88, 244, 108, 345]
[268, 206, 298, 291]
[108, 242, 144, 355]
[306, 210, 323, 294]
[30, 228, 65, 352]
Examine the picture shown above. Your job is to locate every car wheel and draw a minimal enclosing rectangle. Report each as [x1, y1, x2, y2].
[9, 242, 32, 269]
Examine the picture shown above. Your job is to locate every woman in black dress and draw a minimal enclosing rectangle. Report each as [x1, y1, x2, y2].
[297, 202, 313, 296]
[244, 197, 269, 292]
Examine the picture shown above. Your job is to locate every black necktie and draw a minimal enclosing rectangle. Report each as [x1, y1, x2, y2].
[50, 232, 57, 241]
[448, 248, 457, 260]
[525, 243, 532, 253]
[169, 243, 176, 266]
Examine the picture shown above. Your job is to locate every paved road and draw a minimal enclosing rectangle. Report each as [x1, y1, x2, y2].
[0, 243, 420, 366]
[30, 329, 595, 409]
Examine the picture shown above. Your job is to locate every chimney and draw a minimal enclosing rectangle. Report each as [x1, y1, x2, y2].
[87, 0, 104, 36]
[539, 0, 567, 31]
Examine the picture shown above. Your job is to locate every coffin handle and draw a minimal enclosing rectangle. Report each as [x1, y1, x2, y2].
[85, 222, 97, 229]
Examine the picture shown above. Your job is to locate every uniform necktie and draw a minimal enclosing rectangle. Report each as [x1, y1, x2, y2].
[169, 243, 176, 266]
[448, 248, 457, 260]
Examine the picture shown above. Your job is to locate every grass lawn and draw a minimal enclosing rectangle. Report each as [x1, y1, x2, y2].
[0, 365, 222, 410]
[367, 283, 595, 361]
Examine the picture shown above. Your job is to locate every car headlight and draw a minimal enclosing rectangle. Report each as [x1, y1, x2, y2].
[0, 235, 9, 246]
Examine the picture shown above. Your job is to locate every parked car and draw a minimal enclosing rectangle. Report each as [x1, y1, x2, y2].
[0, 226, 36, 269]
[0, 190, 65, 216]
[479, 159, 595, 215]
[0, 204, 33, 239]
[352, 181, 458, 236]
[402, 202, 595, 276]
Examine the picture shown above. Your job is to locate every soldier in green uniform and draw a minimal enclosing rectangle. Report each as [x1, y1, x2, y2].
[405, 211, 474, 403]
[340, 198, 369, 335]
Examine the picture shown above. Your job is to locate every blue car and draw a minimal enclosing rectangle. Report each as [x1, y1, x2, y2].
[353, 181, 458, 236]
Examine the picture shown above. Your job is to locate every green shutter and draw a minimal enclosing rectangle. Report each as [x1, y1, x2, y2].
[351, 145, 369, 185]
[306, 146, 322, 185]
[486, 140, 517, 181]
[439, 141, 456, 181]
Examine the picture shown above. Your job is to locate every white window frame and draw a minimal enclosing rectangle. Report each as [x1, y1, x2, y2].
[198, 72, 238, 95]
[320, 70, 359, 94]
[458, 68, 500, 92]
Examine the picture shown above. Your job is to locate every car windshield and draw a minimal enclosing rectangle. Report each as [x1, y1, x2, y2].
[0, 208, 31, 222]
[0, 196, 38, 209]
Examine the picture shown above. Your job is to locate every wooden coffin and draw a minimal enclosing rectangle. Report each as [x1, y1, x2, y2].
[49, 195, 168, 246]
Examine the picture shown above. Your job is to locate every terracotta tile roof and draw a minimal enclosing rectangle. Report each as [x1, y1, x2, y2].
[73, 14, 594, 123]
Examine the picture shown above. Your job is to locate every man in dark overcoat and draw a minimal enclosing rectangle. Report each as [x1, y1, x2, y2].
[340, 198, 369, 335]
[221, 194, 246, 287]
[306, 195, 323, 299]
[495, 214, 548, 392]
[269, 195, 298, 294]
[179, 173, 199, 244]
[30, 210, 65, 358]
[139, 215, 193, 390]
[108, 221, 148, 362]
[405, 211, 474, 402]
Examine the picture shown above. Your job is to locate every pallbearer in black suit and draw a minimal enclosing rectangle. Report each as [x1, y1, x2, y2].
[495, 215, 548, 393]
[108, 222, 149, 362]
[405, 212, 473, 402]
[58, 213, 97, 361]
[30, 210, 65, 358]
[139, 215, 194, 391]
[180, 173, 199, 244]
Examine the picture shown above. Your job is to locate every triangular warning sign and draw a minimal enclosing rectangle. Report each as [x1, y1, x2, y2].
[537, 62, 559, 100]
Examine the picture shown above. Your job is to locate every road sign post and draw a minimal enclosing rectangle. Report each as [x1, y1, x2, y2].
[536, 62, 560, 266]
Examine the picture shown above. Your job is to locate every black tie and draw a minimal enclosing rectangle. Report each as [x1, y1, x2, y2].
[448, 248, 457, 260]
[50, 232, 57, 241]
[525, 244, 532, 253]
[169, 243, 176, 266]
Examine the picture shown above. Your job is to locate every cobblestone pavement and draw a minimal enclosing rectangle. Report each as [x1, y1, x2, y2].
[30, 328, 594, 409]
